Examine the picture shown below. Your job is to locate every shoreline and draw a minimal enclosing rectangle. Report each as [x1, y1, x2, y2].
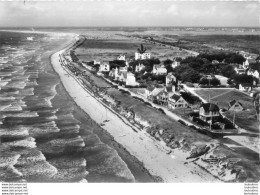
[51, 37, 220, 182]
[47, 34, 158, 182]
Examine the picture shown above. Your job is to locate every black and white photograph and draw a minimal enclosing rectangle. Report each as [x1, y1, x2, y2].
[0, 0, 259, 193]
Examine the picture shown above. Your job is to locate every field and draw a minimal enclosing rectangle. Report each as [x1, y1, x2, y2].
[164, 34, 260, 55]
[224, 110, 259, 133]
[74, 31, 191, 62]
[193, 88, 259, 133]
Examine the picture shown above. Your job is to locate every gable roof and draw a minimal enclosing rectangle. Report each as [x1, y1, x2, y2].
[147, 85, 155, 92]
[151, 88, 164, 96]
[170, 94, 181, 102]
[200, 103, 219, 112]
[229, 100, 243, 107]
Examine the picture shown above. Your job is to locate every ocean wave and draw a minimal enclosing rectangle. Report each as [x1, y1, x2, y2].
[0, 96, 15, 101]
[38, 136, 85, 154]
[49, 167, 88, 182]
[0, 127, 29, 137]
[19, 88, 34, 96]
[16, 149, 46, 166]
[0, 154, 21, 168]
[0, 81, 9, 87]
[3, 81, 27, 89]
[3, 137, 36, 148]
[0, 166, 23, 181]
[82, 145, 135, 182]
[25, 80, 38, 87]
[28, 121, 60, 136]
[0, 111, 39, 119]
[16, 161, 57, 179]
[48, 157, 86, 168]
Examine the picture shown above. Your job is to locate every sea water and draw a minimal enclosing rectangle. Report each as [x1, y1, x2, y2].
[0, 31, 135, 182]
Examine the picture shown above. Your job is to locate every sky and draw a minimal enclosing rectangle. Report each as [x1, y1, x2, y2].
[0, 1, 259, 27]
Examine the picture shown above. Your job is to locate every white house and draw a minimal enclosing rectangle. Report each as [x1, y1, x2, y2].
[135, 63, 146, 73]
[239, 83, 252, 92]
[135, 52, 151, 60]
[234, 67, 246, 75]
[212, 60, 219, 64]
[247, 69, 259, 79]
[199, 103, 220, 123]
[117, 55, 126, 61]
[168, 94, 189, 109]
[99, 62, 110, 72]
[171, 60, 180, 69]
[243, 59, 250, 69]
[228, 100, 243, 111]
[166, 73, 176, 85]
[126, 72, 139, 86]
[94, 60, 101, 65]
[152, 64, 167, 75]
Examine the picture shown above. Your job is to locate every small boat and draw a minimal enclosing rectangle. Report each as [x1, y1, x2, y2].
[103, 119, 110, 123]
[100, 123, 105, 126]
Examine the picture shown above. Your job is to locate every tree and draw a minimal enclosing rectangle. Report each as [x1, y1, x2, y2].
[199, 78, 220, 86]
[220, 65, 236, 78]
[180, 69, 201, 83]
[137, 44, 147, 54]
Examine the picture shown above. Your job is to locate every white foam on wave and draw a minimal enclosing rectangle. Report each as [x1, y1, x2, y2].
[28, 121, 60, 136]
[3, 81, 27, 89]
[0, 154, 21, 167]
[16, 149, 46, 166]
[48, 157, 87, 168]
[25, 80, 38, 87]
[0, 81, 9, 87]
[0, 96, 15, 101]
[0, 111, 38, 119]
[38, 136, 85, 154]
[3, 137, 36, 148]
[49, 167, 88, 182]
[0, 127, 29, 137]
[1, 100, 26, 111]
[0, 166, 23, 180]
[16, 161, 58, 178]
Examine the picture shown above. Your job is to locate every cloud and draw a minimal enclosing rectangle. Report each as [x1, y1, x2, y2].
[0, 1, 259, 27]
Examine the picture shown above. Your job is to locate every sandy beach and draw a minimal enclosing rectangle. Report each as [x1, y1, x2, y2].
[51, 37, 220, 182]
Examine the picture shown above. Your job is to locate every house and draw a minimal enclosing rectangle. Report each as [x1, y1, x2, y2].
[228, 100, 243, 111]
[94, 60, 101, 65]
[145, 85, 155, 99]
[168, 94, 189, 109]
[119, 66, 128, 72]
[243, 59, 256, 69]
[201, 74, 215, 80]
[212, 60, 219, 64]
[247, 69, 259, 79]
[152, 64, 167, 75]
[117, 55, 125, 61]
[118, 72, 127, 83]
[135, 63, 146, 73]
[199, 103, 220, 123]
[145, 86, 164, 100]
[171, 60, 180, 69]
[135, 52, 151, 60]
[234, 67, 246, 75]
[99, 62, 110, 72]
[156, 91, 169, 105]
[126, 72, 139, 86]
[239, 83, 252, 92]
[166, 73, 177, 85]
[242, 59, 250, 69]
